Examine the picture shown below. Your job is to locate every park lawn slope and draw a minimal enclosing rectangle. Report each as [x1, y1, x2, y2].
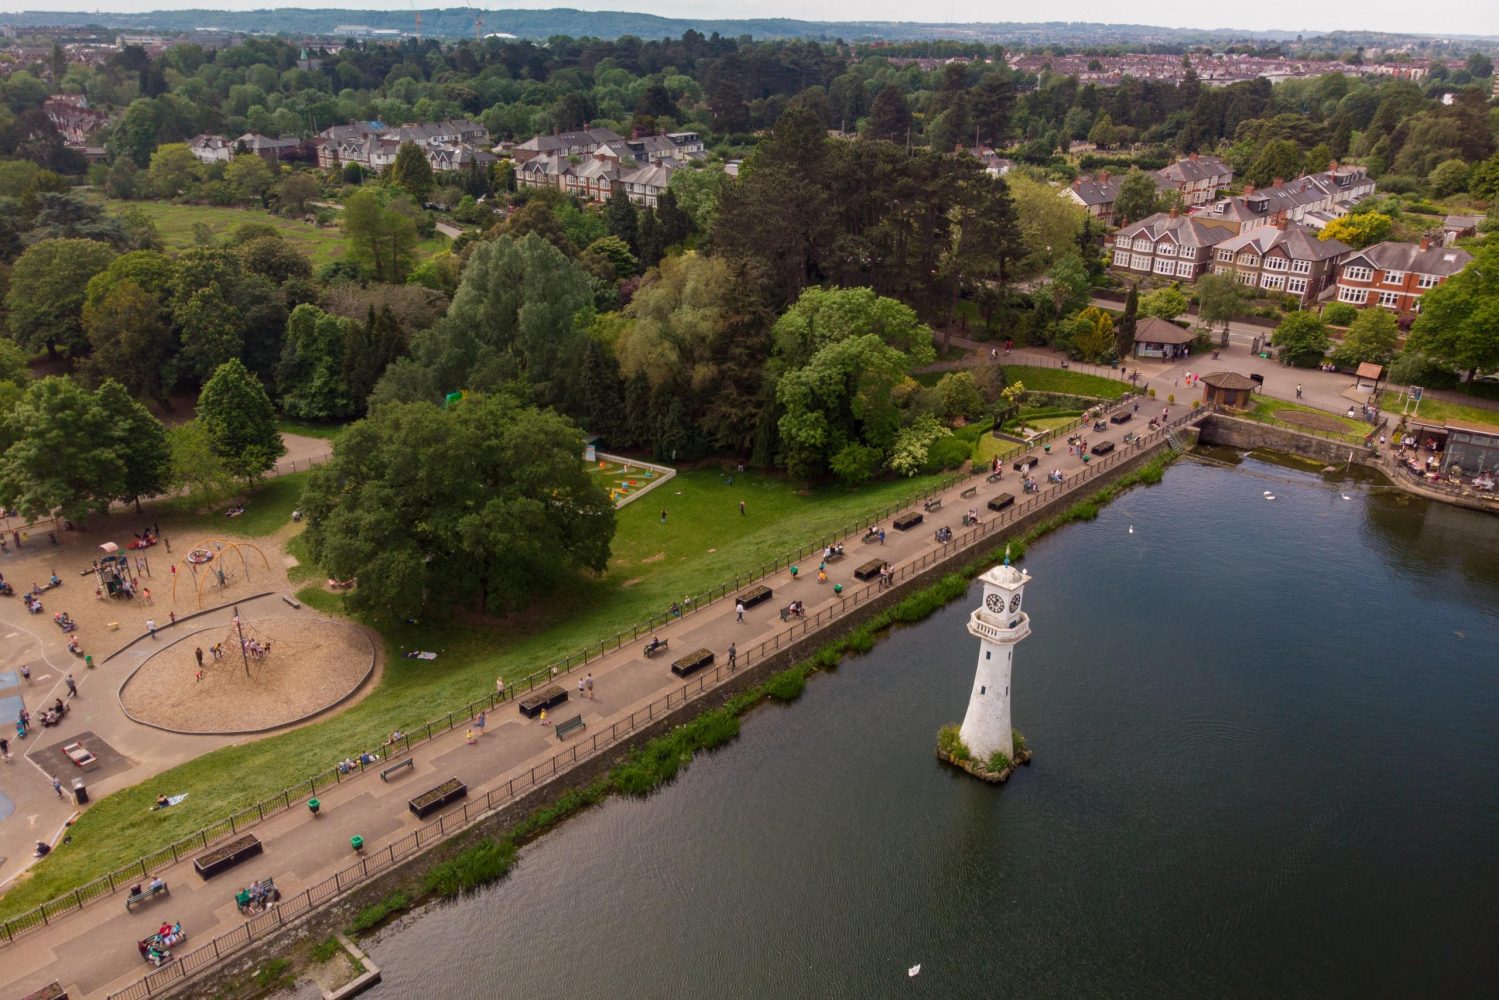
[1002, 365, 1130, 399]
[0, 467, 940, 917]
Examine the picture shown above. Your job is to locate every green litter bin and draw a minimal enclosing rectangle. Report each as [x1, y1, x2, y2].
[350, 835, 364, 852]
[308, 798, 320, 816]
[833, 583, 843, 595]
[789, 565, 798, 577]
[84, 654, 94, 669]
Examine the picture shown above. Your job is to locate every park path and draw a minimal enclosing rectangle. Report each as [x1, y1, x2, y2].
[0, 400, 1201, 1000]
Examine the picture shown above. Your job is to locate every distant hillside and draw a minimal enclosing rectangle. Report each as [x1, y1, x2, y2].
[2, 9, 1496, 46]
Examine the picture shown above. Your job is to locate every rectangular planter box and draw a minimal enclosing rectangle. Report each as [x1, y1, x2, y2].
[854, 559, 887, 582]
[892, 512, 923, 531]
[1013, 455, 1039, 472]
[193, 834, 262, 879]
[1090, 441, 1116, 456]
[21, 983, 67, 1000]
[671, 648, 714, 677]
[409, 778, 467, 819]
[987, 493, 1015, 512]
[737, 585, 773, 609]
[1110, 411, 1131, 424]
[518, 685, 568, 718]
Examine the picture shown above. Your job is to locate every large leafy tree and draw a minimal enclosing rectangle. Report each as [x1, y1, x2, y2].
[277, 304, 359, 420]
[224, 153, 274, 203]
[1272, 311, 1332, 368]
[1332, 309, 1400, 368]
[1112, 169, 1162, 227]
[374, 233, 593, 409]
[866, 84, 912, 143]
[1406, 240, 1499, 377]
[0, 376, 125, 522]
[196, 358, 285, 479]
[1245, 138, 1305, 186]
[1007, 172, 1085, 275]
[343, 188, 420, 283]
[300, 393, 616, 622]
[1196, 272, 1246, 336]
[6, 238, 116, 357]
[95, 378, 171, 509]
[389, 141, 435, 200]
[1319, 212, 1392, 250]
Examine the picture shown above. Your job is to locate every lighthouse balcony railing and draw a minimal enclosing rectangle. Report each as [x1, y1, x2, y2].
[967, 611, 1030, 644]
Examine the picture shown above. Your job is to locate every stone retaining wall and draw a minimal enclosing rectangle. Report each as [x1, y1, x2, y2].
[1198, 414, 1378, 467]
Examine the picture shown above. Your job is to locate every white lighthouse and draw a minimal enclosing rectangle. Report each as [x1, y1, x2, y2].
[957, 556, 1031, 763]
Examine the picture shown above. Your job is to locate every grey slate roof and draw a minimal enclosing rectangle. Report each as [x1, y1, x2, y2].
[1215, 223, 1351, 261]
[1134, 316, 1196, 345]
[1346, 241, 1473, 277]
[1116, 211, 1236, 249]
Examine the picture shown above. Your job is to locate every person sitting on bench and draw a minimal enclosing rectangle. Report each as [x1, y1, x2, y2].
[645, 635, 665, 654]
[149, 877, 167, 892]
[34, 841, 50, 858]
[359, 751, 378, 765]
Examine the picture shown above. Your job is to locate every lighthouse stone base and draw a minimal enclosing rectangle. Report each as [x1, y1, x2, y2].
[935, 741, 1033, 784]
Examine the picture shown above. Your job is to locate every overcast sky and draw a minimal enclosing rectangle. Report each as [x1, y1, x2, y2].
[2, 2, 1496, 40]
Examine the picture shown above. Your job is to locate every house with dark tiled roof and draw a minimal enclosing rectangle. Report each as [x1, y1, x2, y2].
[1210, 222, 1351, 307]
[1110, 209, 1236, 282]
[1335, 238, 1473, 315]
[1065, 171, 1123, 226]
[315, 119, 490, 174]
[1155, 153, 1232, 207]
[512, 126, 626, 163]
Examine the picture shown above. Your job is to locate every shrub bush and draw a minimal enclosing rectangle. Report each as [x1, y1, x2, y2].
[350, 891, 409, 933]
[986, 750, 1013, 773]
[937, 724, 971, 761]
[765, 667, 808, 702]
[424, 839, 517, 899]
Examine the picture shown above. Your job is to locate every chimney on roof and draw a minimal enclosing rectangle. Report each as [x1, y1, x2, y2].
[1073, 177, 1082, 190]
[1276, 219, 1287, 230]
[1100, 170, 1110, 183]
[1418, 235, 1431, 251]
[1189, 152, 1198, 161]
[1328, 160, 1338, 172]
[1273, 177, 1284, 188]
[1244, 183, 1255, 196]
[1168, 206, 1179, 219]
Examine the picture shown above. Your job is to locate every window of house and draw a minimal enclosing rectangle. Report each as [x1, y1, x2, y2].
[1154, 258, 1175, 275]
[1291, 259, 1311, 274]
[1237, 252, 1259, 266]
[1134, 238, 1152, 252]
[1260, 274, 1286, 290]
[1180, 247, 1196, 260]
[1131, 254, 1151, 270]
[1287, 278, 1307, 295]
[1417, 274, 1439, 289]
[1264, 256, 1288, 271]
[1113, 250, 1131, 267]
[1176, 261, 1195, 278]
[1157, 242, 1176, 257]
[1383, 270, 1405, 285]
[1379, 291, 1401, 309]
[1217, 248, 1234, 262]
[1237, 271, 1257, 286]
[1338, 285, 1367, 304]
[1214, 265, 1231, 276]
[1343, 266, 1373, 282]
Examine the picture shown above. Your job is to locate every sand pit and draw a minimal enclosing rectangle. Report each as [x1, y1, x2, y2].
[119, 617, 375, 734]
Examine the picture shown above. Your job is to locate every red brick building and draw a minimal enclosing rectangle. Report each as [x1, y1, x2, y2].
[1334, 238, 1473, 315]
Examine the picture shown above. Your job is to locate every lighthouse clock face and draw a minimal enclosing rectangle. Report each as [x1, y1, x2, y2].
[985, 593, 1004, 613]
[1009, 594, 1022, 613]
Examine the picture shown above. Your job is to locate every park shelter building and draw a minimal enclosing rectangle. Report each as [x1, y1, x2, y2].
[1132, 316, 1197, 359]
[1199, 371, 1258, 409]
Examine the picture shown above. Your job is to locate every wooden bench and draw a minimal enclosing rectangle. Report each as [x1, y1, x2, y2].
[987, 493, 1015, 512]
[737, 584, 773, 609]
[281, 594, 301, 609]
[193, 834, 262, 879]
[124, 880, 169, 912]
[960, 485, 979, 499]
[1110, 411, 1132, 424]
[380, 758, 415, 782]
[555, 714, 586, 740]
[854, 559, 887, 582]
[892, 511, 923, 531]
[1090, 441, 1115, 456]
[671, 648, 714, 678]
[518, 685, 568, 718]
[106, 622, 119, 631]
[409, 778, 466, 819]
[1013, 455, 1038, 472]
[235, 877, 280, 914]
[922, 497, 942, 512]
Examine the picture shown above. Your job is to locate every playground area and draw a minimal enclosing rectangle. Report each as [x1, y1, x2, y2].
[585, 455, 675, 507]
[118, 616, 376, 734]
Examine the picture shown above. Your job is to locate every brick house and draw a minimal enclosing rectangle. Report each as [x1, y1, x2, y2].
[1154, 153, 1233, 207]
[1065, 171, 1124, 226]
[1110, 209, 1235, 282]
[1334, 238, 1473, 315]
[511, 126, 625, 164]
[1210, 223, 1352, 307]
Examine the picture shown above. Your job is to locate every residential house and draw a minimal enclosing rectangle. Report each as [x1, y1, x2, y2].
[1065, 171, 1123, 226]
[1194, 163, 1374, 236]
[1210, 223, 1351, 306]
[1334, 238, 1473, 315]
[1110, 209, 1235, 282]
[188, 133, 235, 165]
[234, 133, 301, 166]
[314, 119, 491, 174]
[958, 144, 1012, 177]
[1154, 153, 1232, 207]
[617, 162, 677, 207]
[42, 94, 109, 145]
[512, 126, 625, 164]
[1442, 215, 1480, 245]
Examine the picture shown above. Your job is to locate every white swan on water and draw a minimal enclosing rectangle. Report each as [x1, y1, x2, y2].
[908, 964, 921, 977]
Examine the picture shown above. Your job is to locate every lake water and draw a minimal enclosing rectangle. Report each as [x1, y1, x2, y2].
[347, 454, 1499, 999]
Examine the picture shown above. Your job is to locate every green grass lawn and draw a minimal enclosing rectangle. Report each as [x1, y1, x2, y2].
[1245, 398, 1370, 442]
[1380, 392, 1499, 431]
[154, 471, 310, 537]
[103, 200, 449, 269]
[1002, 365, 1130, 400]
[0, 466, 943, 917]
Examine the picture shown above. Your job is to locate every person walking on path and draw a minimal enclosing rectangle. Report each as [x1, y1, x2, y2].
[736, 601, 745, 622]
[146, 618, 157, 638]
[878, 527, 886, 545]
[65, 674, 77, 698]
[195, 647, 204, 669]
[475, 710, 486, 734]
[52, 775, 63, 798]
[20, 665, 30, 684]
[739, 500, 746, 516]
[1296, 384, 1303, 399]
[585, 674, 594, 698]
[496, 676, 505, 700]
[727, 643, 737, 671]
[578, 677, 586, 699]
[1, 735, 11, 761]
[660, 509, 668, 524]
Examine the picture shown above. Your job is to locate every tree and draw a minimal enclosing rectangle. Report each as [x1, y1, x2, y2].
[224, 153, 274, 203]
[1271, 311, 1331, 367]
[1427, 159, 1470, 197]
[1196, 272, 1246, 336]
[146, 142, 200, 197]
[1406, 239, 1499, 377]
[6, 238, 116, 357]
[274, 172, 319, 215]
[300, 393, 615, 623]
[81, 279, 172, 399]
[604, 189, 639, 253]
[866, 84, 912, 143]
[1116, 283, 1139, 360]
[276, 304, 359, 420]
[389, 141, 435, 200]
[1470, 153, 1499, 201]
[343, 189, 419, 283]
[970, 70, 1015, 145]
[0, 339, 29, 385]
[95, 379, 170, 509]
[1113, 169, 1162, 227]
[1068, 306, 1116, 362]
[196, 359, 285, 479]
[0, 376, 123, 523]
[1007, 173, 1085, 274]
[1087, 112, 1117, 149]
[1041, 253, 1092, 324]
[1245, 139, 1305, 187]
[1332, 308, 1400, 368]
[1319, 212, 1393, 249]
[1465, 52, 1493, 78]
[167, 418, 237, 510]
[1141, 285, 1189, 322]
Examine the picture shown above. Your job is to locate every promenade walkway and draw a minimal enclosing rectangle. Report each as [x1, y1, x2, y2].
[0, 400, 1204, 1000]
